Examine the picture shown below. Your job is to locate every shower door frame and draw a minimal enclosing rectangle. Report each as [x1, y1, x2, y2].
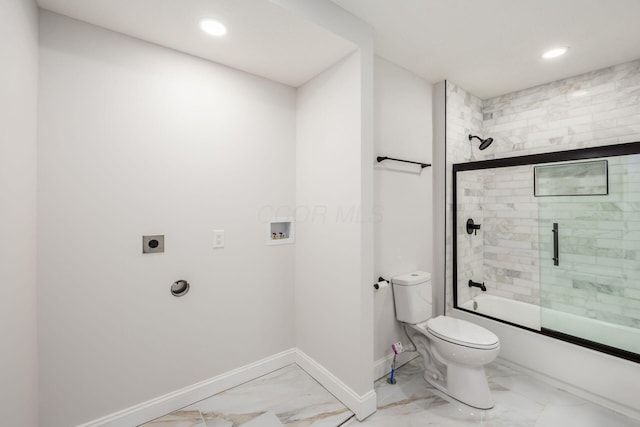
[452, 141, 640, 363]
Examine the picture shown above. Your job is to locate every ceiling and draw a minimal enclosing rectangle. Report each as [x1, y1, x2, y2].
[331, 0, 640, 98]
[37, 0, 640, 98]
[36, 0, 356, 87]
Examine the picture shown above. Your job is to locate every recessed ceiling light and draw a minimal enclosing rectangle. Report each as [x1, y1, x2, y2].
[571, 90, 589, 97]
[542, 47, 568, 59]
[200, 19, 227, 37]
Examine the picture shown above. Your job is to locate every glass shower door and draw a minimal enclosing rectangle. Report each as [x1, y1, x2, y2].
[538, 154, 640, 356]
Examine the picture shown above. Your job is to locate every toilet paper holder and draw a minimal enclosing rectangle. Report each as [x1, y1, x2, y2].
[374, 276, 389, 289]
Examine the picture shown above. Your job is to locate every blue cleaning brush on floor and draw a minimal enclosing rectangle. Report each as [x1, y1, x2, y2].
[387, 354, 397, 384]
[388, 342, 404, 384]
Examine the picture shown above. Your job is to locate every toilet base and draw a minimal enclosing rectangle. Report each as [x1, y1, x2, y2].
[411, 330, 495, 410]
[445, 364, 493, 409]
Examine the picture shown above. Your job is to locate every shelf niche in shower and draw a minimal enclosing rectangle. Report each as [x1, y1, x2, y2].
[534, 159, 608, 197]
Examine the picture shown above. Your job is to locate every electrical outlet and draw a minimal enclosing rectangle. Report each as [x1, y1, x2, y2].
[392, 342, 404, 354]
[213, 229, 224, 248]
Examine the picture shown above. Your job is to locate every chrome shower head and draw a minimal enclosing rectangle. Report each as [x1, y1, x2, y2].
[469, 134, 494, 150]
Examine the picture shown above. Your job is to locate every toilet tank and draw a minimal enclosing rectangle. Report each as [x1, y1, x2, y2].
[392, 271, 432, 324]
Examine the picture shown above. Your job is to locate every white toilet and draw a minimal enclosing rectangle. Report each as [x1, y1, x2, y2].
[392, 271, 500, 409]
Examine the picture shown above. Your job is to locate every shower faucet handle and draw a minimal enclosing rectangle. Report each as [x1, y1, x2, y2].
[466, 218, 481, 235]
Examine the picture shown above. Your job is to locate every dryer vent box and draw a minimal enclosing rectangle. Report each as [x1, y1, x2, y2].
[143, 235, 164, 253]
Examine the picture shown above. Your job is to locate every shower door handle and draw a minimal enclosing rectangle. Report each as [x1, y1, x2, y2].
[552, 223, 559, 266]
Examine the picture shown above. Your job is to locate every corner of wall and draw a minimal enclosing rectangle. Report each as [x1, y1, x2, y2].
[289, 0, 376, 402]
[0, 0, 39, 425]
[432, 81, 447, 316]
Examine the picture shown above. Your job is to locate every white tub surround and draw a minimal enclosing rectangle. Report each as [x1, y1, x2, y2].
[461, 294, 540, 330]
[461, 294, 640, 355]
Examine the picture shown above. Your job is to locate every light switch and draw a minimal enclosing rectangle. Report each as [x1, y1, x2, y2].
[213, 230, 224, 248]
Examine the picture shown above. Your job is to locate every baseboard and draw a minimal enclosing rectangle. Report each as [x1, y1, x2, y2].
[76, 348, 379, 426]
[497, 357, 640, 422]
[373, 351, 419, 381]
[295, 350, 377, 421]
[76, 349, 297, 427]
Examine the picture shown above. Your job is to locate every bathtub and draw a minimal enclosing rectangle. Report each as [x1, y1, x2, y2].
[460, 294, 640, 355]
[461, 294, 540, 330]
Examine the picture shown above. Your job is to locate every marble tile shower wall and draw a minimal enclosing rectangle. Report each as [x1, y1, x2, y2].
[455, 165, 540, 306]
[481, 165, 540, 305]
[482, 59, 640, 157]
[446, 82, 483, 311]
[456, 171, 484, 304]
[446, 58, 640, 316]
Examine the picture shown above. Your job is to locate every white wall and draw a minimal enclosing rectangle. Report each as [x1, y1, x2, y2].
[37, 11, 296, 427]
[276, 1, 376, 415]
[373, 57, 433, 366]
[0, 1, 39, 426]
[296, 51, 373, 398]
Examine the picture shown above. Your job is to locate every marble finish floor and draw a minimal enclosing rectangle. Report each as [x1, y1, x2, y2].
[141, 357, 640, 427]
[139, 363, 354, 427]
[350, 358, 640, 427]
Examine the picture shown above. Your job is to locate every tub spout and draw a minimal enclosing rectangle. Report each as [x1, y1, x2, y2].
[469, 280, 486, 292]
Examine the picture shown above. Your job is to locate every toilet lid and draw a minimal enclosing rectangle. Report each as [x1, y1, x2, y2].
[426, 316, 499, 349]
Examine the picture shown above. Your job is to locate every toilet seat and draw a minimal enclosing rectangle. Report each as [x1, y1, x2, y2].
[424, 316, 499, 349]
